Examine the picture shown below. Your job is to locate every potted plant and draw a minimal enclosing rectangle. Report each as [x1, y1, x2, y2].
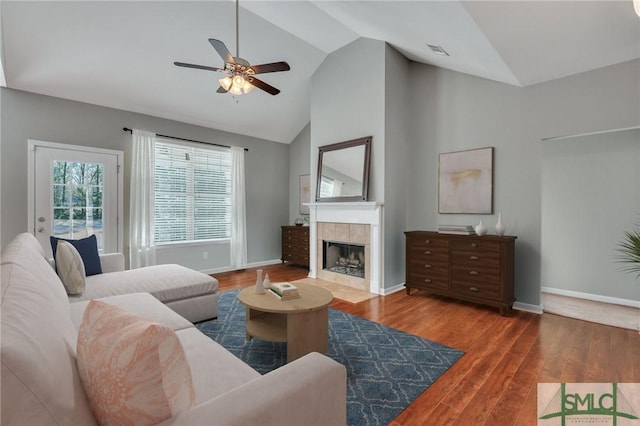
[616, 223, 640, 279]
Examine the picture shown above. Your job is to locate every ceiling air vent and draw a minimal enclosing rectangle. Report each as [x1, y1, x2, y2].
[427, 44, 449, 56]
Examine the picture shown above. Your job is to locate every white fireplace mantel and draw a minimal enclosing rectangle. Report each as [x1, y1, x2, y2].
[306, 202, 383, 294]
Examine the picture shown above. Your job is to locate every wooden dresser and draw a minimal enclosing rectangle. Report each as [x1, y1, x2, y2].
[281, 226, 310, 267]
[405, 231, 516, 315]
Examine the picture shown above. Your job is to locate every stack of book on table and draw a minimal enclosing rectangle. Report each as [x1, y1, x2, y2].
[269, 282, 301, 300]
[437, 225, 476, 235]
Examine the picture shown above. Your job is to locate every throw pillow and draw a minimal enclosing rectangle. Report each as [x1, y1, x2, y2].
[55, 241, 86, 295]
[50, 235, 102, 276]
[77, 300, 196, 426]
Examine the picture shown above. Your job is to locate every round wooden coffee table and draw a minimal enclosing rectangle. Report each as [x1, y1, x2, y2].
[237, 282, 333, 362]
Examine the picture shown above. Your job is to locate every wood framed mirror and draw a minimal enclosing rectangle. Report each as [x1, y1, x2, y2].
[316, 136, 372, 202]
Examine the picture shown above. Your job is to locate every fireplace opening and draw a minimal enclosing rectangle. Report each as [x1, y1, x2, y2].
[323, 240, 365, 278]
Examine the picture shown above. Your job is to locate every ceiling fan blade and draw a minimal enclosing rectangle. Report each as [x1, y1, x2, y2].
[209, 39, 235, 65]
[249, 77, 280, 96]
[174, 62, 223, 72]
[217, 86, 229, 94]
[249, 61, 291, 75]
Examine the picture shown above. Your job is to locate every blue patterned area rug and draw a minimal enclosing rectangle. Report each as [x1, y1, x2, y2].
[196, 289, 464, 426]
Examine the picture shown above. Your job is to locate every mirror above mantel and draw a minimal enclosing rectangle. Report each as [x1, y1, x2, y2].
[316, 136, 372, 202]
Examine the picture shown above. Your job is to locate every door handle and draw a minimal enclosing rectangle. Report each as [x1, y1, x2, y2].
[37, 227, 45, 233]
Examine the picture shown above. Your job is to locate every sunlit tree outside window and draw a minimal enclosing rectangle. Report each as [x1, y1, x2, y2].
[52, 161, 104, 249]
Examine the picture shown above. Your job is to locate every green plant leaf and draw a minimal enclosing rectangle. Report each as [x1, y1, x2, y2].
[615, 226, 640, 279]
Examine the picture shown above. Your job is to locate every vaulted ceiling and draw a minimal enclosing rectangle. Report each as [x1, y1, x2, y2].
[2, 1, 639, 143]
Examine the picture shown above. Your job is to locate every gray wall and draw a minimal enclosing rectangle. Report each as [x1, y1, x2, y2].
[308, 39, 411, 292]
[383, 44, 410, 289]
[406, 58, 640, 306]
[288, 122, 311, 224]
[541, 128, 640, 301]
[1, 88, 289, 271]
[310, 38, 386, 204]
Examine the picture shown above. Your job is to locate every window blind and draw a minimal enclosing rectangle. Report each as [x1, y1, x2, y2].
[154, 139, 232, 244]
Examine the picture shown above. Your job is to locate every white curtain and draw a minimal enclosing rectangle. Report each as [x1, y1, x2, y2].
[129, 129, 156, 269]
[230, 146, 247, 269]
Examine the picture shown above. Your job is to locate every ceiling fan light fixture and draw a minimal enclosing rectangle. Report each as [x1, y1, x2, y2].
[219, 76, 232, 91]
[221, 74, 254, 95]
[242, 80, 255, 94]
[233, 74, 245, 87]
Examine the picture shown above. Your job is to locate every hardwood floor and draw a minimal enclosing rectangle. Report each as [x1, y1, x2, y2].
[214, 264, 640, 426]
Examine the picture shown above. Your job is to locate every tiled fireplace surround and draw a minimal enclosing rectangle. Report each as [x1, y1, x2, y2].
[307, 202, 383, 295]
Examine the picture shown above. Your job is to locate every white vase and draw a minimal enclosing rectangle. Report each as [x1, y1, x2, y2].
[475, 221, 487, 236]
[254, 269, 264, 294]
[263, 273, 271, 289]
[495, 212, 505, 236]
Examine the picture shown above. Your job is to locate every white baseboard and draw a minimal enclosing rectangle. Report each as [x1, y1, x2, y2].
[542, 287, 640, 331]
[513, 301, 543, 314]
[380, 283, 406, 296]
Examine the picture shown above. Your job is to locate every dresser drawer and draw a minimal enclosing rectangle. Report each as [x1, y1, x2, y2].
[450, 251, 500, 269]
[407, 271, 449, 291]
[450, 239, 500, 254]
[451, 280, 500, 299]
[407, 245, 449, 263]
[451, 264, 501, 285]
[406, 235, 449, 251]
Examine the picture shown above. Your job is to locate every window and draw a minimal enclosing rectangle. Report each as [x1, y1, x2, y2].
[319, 176, 342, 198]
[52, 161, 104, 246]
[154, 139, 232, 244]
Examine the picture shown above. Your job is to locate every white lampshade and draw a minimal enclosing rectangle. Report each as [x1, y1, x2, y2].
[635, 0, 640, 17]
[242, 80, 255, 94]
[219, 76, 232, 91]
[219, 74, 254, 95]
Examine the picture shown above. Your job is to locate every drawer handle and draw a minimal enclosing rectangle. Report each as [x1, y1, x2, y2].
[424, 264, 432, 268]
[471, 243, 477, 248]
[424, 250, 431, 255]
[425, 239, 431, 244]
[469, 286, 478, 292]
[424, 278, 432, 283]
[469, 255, 479, 260]
[469, 271, 478, 275]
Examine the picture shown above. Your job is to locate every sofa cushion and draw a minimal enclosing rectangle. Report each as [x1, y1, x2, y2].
[56, 241, 86, 295]
[174, 327, 260, 404]
[51, 234, 102, 276]
[69, 264, 218, 304]
[77, 300, 196, 425]
[69, 292, 194, 333]
[1, 262, 97, 425]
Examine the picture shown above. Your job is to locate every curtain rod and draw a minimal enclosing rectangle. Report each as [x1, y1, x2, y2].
[122, 128, 248, 152]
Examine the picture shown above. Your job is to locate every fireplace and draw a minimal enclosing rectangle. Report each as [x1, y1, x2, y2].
[323, 241, 365, 278]
[307, 201, 382, 294]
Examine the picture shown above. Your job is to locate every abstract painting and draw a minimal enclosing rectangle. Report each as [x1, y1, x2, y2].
[439, 147, 493, 214]
[299, 174, 310, 214]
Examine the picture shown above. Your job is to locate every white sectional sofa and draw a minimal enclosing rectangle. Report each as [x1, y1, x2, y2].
[1, 233, 347, 425]
[64, 251, 219, 323]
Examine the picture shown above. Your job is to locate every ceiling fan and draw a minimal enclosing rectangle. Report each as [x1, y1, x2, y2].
[173, 0, 290, 96]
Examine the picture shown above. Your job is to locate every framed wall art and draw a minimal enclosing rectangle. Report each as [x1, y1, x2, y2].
[438, 147, 493, 214]
[299, 174, 311, 214]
